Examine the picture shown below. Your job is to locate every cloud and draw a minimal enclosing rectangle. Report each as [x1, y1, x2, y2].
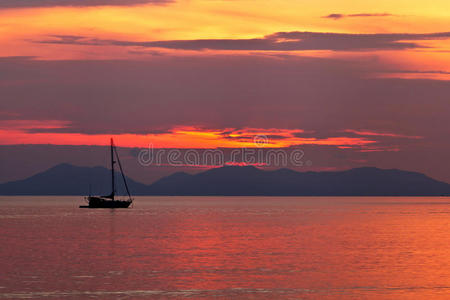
[0, 119, 71, 132]
[0, 124, 377, 148]
[323, 14, 345, 20]
[343, 129, 423, 139]
[323, 13, 393, 20]
[0, 0, 171, 9]
[383, 70, 450, 75]
[0, 56, 36, 62]
[35, 31, 450, 51]
[0, 54, 447, 162]
[0, 54, 447, 134]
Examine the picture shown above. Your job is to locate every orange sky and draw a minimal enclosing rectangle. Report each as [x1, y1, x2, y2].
[0, 0, 449, 70]
[0, 0, 449, 184]
[0, 0, 449, 149]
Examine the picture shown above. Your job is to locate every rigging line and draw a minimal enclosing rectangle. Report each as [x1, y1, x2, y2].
[114, 145, 132, 200]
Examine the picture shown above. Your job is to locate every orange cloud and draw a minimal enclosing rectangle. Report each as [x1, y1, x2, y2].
[0, 122, 376, 148]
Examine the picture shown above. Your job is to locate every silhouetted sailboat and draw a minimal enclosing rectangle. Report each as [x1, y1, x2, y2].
[80, 138, 133, 208]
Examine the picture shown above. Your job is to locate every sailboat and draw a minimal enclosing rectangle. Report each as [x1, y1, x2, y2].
[80, 138, 133, 208]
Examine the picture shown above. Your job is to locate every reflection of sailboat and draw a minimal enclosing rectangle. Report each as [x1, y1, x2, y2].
[80, 138, 133, 208]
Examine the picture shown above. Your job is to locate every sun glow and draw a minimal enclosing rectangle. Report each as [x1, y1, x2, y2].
[0, 124, 377, 149]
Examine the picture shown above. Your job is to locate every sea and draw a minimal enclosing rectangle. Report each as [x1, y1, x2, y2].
[1, 196, 450, 299]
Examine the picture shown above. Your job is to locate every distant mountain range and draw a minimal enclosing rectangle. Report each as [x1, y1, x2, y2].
[0, 163, 449, 196]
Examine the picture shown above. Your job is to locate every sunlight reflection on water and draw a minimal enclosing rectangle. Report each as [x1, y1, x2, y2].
[1, 196, 450, 299]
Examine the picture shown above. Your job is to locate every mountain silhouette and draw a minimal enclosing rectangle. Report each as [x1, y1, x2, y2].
[0, 163, 148, 196]
[148, 166, 450, 196]
[0, 164, 449, 196]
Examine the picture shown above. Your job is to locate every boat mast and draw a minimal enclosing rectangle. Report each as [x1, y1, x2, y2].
[114, 144, 132, 201]
[110, 138, 115, 200]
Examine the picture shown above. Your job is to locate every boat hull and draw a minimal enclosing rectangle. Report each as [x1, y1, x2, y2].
[80, 196, 132, 208]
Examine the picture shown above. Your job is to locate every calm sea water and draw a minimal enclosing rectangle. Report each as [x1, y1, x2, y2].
[1, 196, 450, 299]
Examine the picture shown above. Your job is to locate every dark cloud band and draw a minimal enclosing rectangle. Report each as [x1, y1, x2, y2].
[323, 13, 393, 20]
[0, 0, 171, 8]
[35, 31, 450, 51]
